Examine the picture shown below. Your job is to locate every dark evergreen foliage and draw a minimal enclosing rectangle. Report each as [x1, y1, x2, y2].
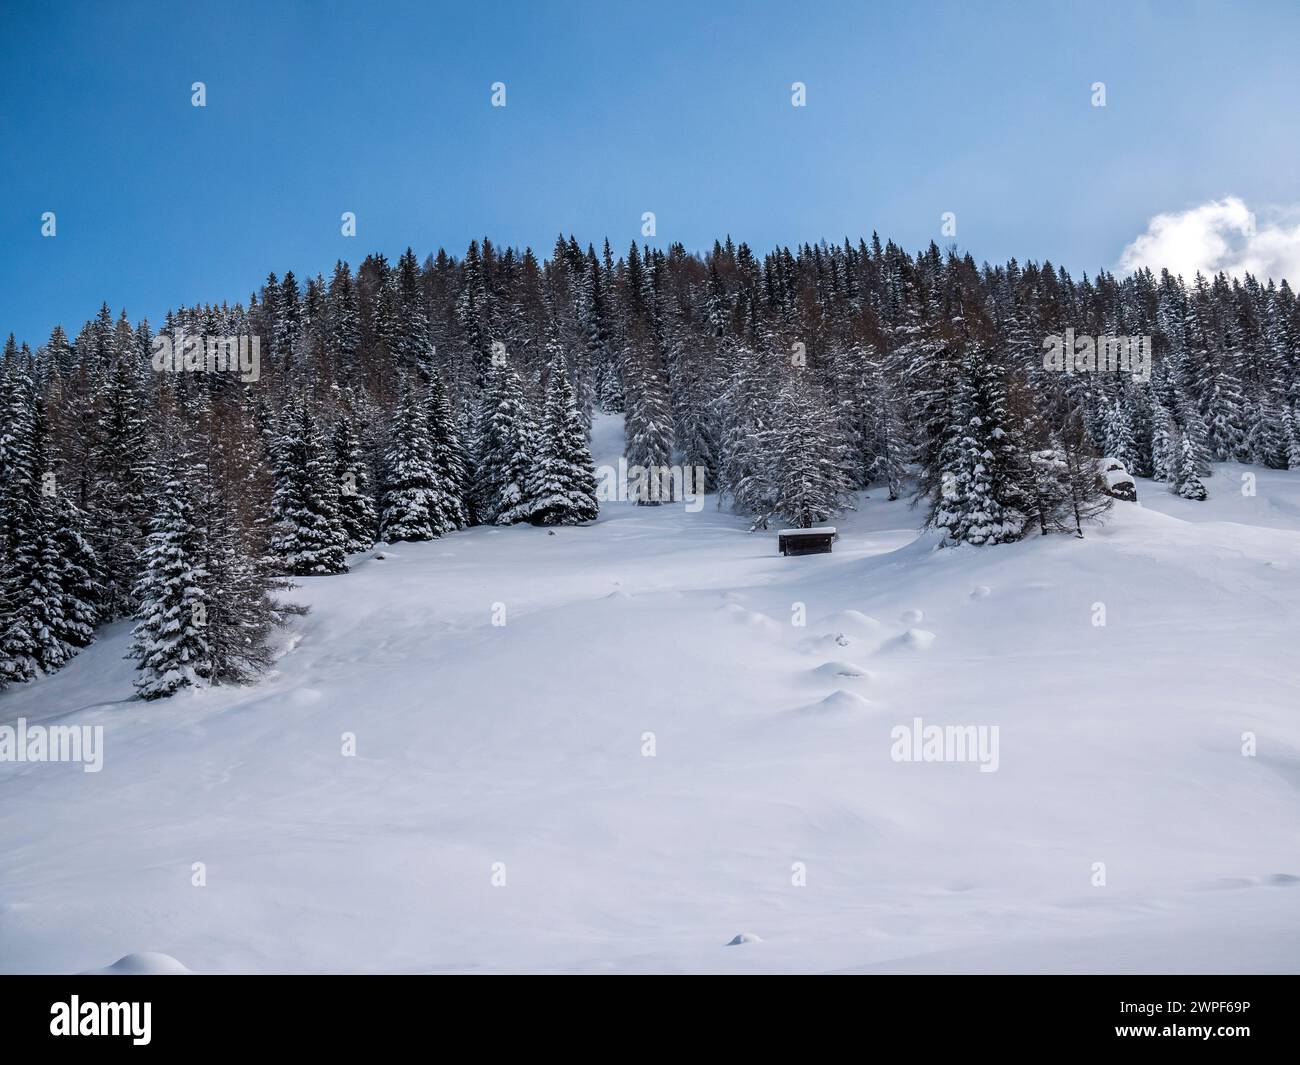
[5, 233, 1300, 691]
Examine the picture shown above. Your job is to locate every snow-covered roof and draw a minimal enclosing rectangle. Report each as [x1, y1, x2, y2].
[778, 527, 837, 536]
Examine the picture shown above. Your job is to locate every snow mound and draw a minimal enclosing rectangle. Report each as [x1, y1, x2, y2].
[879, 628, 937, 653]
[970, 585, 991, 599]
[805, 632, 854, 652]
[719, 602, 783, 635]
[818, 609, 889, 639]
[797, 689, 873, 714]
[900, 608, 924, 624]
[806, 661, 872, 683]
[81, 952, 192, 976]
[726, 932, 763, 946]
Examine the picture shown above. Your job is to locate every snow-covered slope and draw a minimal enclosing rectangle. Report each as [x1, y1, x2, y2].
[2, 419, 1298, 973]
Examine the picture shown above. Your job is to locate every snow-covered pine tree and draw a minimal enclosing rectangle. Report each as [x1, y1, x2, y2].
[1172, 391, 1213, 480]
[1281, 404, 1300, 470]
[716, 343, 779, 521]
[0, 490, 73, 681]
[129, 456, 211, 699]
[528, 353, 599, 525]
[332, 415, 378, 553]
[623, 349, 674, 505]
[1101, 396, 1138, 472]
[473, 362, 540, 525]
[372, 270, 401, 366]
[1126, 381, 1155, 478]
[768, 371, 854, 528]
[0, 372, 85, 683]
[1200, 365, 1249, 462]
[396, 247, 432, 373]
[380, 381, 452, 541]
[52, 492, 101, 650]
[672, 349, 720, 488]
[270, 397, 348, 575]
[932, 347, 1027, 545]
[1242, 397, 1280, 468]
[0, 355, 37, 557]
[426, 371, 469, 530]
[456, 240, 492, 387]
[1175, 429, 1208, 500]
[831, 343, 878, 490]
[89, 342, 154, 617]
[867, 365, 908, 500]
[456, 397, 481, 526]
[276, 271, 304, 370]
[1150, 400, 1177, 483]
[192, 457, 302, 686]
[327, 260, 362, 371]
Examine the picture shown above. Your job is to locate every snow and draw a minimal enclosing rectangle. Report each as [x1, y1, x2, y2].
[1104, 467, 1136, 491]
[777, 527, 837, 536]
[2, 421, 1299, 974]
[80, 952, 192, 976]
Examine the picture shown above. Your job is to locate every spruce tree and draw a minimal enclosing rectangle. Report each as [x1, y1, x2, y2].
[192, 457, 301, 686]
[1151, 402, 1177, 483]
[623, 351, 674, 504]
[426, 372, 469, 530]
[396, 247, 432, 373]
[0, 380, 80, 682]
[52, 492, 101, 650]
[332, 415, 378, 553]
[380, 381, 451, 541]
[0, 493, 73, 682]
[769, 373, 854, 528]
[270, 397, 349, 575]
[89, 345, 153, 617]
[1282, 405, 1300, 469]
[129, 457, 211, 699]
[1175, 430, 1208, 500]
[473, 362, 540, 524]
[933, 348, 1026, 545]
[1101, 397, 1138, 472]
[528, 355, 599, 525]
[328, 260, 362, 370]
[868, 367, 909, 501]
[717, 344, 779, 521]
[1201, 366, 1249, 462]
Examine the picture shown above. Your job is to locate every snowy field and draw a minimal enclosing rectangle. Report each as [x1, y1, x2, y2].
[2, 414, 1299, 974]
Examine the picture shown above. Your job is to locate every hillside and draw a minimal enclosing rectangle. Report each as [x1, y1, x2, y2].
[1, 416, 1298, 974]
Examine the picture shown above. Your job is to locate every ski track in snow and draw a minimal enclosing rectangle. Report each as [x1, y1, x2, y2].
[2, 417, 1299, 974]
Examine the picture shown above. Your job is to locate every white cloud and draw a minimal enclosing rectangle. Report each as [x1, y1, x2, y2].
[1117, 197, 1300, 285]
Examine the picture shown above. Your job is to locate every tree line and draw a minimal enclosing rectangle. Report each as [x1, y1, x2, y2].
[2, 234, 1297, 696]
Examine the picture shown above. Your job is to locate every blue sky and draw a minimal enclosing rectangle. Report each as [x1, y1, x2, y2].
[3, 0, 1299, 346]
